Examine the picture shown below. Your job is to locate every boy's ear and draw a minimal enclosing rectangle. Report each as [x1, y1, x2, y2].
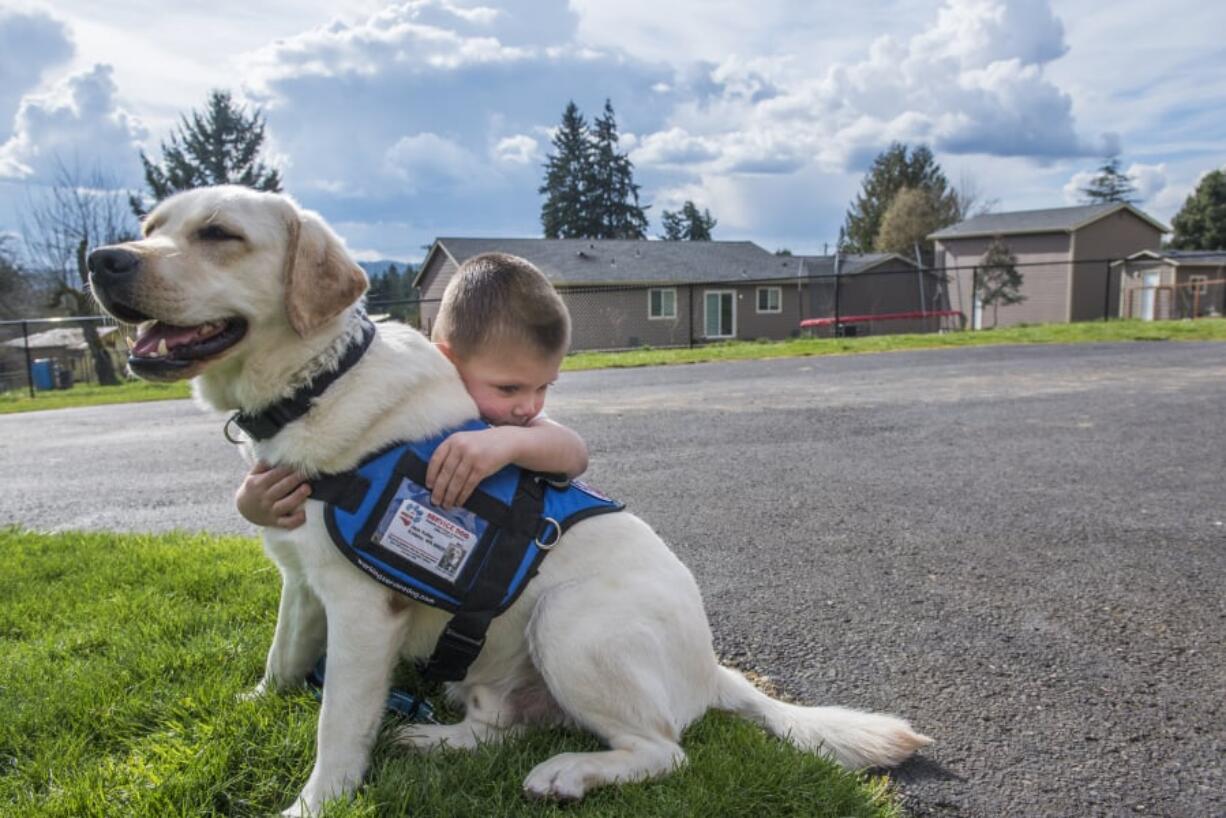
[282, 210, 368, 338]
[435, 340, 457, 363]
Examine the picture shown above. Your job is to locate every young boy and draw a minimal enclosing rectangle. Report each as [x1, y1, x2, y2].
[236, 252, 588, 529]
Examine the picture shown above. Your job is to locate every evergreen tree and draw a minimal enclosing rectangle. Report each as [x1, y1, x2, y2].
[540, 100, 648, 239]
[840, 143, 955, 253]
[1079, 156, 1138, 205]
[975, 237, 1025, 327]
[588, 100, 649, 239]
[540, 101, 594, 239]
[131, 90, 282, 217]
[660, 201, 717, 240]
[1169, 169, 1226, 250]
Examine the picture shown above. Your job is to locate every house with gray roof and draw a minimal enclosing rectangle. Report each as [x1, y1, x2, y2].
[414, 239, 928, 350]
[929, 203, 1168, 328]
[1113, 249, 1226, 320]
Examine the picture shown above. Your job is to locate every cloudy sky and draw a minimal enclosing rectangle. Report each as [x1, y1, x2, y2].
[2, 0, 1223, 262]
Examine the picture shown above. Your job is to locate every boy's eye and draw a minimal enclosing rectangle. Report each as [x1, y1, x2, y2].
[497, 386, 519, 395]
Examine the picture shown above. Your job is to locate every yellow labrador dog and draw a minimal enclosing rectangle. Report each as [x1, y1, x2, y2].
[88, 185, 929, 816]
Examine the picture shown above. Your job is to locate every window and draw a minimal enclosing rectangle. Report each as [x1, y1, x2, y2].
[649, 288, 676, 319]
[756, 286, 782, 313]
[1190, 274, 1209, 295]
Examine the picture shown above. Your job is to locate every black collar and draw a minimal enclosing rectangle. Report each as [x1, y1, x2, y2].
[230, 314, 377, 442]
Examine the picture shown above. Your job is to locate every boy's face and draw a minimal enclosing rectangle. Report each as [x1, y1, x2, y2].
[448, 342, 563, 426]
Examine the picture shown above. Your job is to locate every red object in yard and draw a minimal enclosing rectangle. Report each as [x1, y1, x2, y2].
[799, 309, 964, 329]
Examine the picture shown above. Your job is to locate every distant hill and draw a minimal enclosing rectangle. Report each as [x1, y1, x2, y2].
[358, 259, 415, 278]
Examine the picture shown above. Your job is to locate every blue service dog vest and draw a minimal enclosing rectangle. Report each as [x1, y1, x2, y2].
[309, 419, 623, 682]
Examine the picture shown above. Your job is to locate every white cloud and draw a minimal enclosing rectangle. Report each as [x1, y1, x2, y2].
[384, 132, 481, 191]
[492, 134, 540, 165]
[241, 1, 535, 88]
[0, 64, 146, 183]
[631, 128, 720, 167]
[1127, 162, 1169, 203]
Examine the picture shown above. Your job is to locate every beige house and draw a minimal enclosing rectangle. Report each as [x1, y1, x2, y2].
[929, 203, 1167, 328]
[414, 239, 933, 351]
[1114, 250, 1226, 320]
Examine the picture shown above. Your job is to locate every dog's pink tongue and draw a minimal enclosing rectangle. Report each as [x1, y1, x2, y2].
[132, 323, 200, 357]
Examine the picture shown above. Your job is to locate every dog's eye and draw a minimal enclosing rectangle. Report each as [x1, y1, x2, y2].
[197, 224, 241, 242]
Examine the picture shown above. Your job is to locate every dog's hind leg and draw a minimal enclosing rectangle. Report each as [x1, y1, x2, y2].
[521, 580, 707, 800]
[283, 591, 407, 817]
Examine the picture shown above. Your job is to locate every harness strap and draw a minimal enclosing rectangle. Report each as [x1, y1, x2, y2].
[232, 315, 376, 442]
[310, 472, 371, 514]
[422, 473, 546, 682]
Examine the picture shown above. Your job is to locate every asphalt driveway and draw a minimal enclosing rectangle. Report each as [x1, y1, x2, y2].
[2, 342, 1223, 817]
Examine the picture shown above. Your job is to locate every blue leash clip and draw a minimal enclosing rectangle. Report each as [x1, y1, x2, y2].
[305, 656, 437, 723]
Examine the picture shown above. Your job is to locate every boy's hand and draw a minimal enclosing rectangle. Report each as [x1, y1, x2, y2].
[236, 461, 311, 529]
[426, 428, 517, 508]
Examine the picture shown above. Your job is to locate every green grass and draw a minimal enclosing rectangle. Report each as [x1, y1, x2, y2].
[0, 379, 191, 415]
[563, 317, 1226, 370]
[9, 318, 1218, 414]
[0, 528, 901, 818]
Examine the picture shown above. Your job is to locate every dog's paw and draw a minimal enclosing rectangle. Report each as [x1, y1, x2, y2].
[523, 753, 590, 802]
[280, 798, 311, 818]
[237, 681, 271, 702]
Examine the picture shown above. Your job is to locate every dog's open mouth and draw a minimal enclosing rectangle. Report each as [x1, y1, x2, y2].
[128, 318, 248, 378]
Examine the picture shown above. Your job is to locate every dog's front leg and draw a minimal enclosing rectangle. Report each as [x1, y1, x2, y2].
[251, 573, 326, 697]
[284, 598, 404, 817]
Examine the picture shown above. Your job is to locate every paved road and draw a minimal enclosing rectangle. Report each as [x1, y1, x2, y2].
[2, 342, 1224, 817]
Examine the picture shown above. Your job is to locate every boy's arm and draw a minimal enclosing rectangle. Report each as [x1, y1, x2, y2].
[426, 419, 589, 508]
[512, 415, 589, 478]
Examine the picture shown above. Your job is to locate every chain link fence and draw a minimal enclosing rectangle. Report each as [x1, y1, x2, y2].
[0, 316, 128, 396]
[7, 255, 1222, 395]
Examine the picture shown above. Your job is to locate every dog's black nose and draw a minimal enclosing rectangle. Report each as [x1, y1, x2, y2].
[87, 247, 141, 285]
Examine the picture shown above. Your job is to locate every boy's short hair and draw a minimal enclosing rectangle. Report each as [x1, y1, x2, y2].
[433, 252, 571, 359]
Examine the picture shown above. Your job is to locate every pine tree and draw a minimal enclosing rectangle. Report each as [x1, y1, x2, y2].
[841, 143, 955, 254]
[660, 201, 717, 240]
[975, 237, 1025, 327]
[540, 100, 648, 239]
[1169, 169, 1226, 250]
[588, 100, 648, 239]
[131, 90, 282, 217]
[1080, 156, 1138, 205]
[539, 102, 594, 239]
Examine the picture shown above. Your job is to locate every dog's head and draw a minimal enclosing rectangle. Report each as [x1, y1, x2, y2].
[88, 185, 367, 382]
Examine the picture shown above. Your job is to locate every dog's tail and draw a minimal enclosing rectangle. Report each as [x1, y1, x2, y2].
[713, 665, 931, 769]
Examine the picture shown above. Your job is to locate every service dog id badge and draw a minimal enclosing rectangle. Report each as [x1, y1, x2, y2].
[372, 478, 487, 581]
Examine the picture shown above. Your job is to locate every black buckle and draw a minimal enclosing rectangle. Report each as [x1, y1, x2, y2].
[422, 621, 488, 682]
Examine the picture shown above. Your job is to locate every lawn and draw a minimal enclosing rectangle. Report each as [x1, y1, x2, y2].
[6, 317, 1223, 415]
[0, 528, 901, 818]
[565, 316, 1226, 369]
[0, 379, 191, 415]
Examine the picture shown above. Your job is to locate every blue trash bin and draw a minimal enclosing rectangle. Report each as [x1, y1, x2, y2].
[30, 359, 55, 391]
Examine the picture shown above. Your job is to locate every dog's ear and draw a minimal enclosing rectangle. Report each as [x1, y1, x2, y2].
[282, 211, 368, 337]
